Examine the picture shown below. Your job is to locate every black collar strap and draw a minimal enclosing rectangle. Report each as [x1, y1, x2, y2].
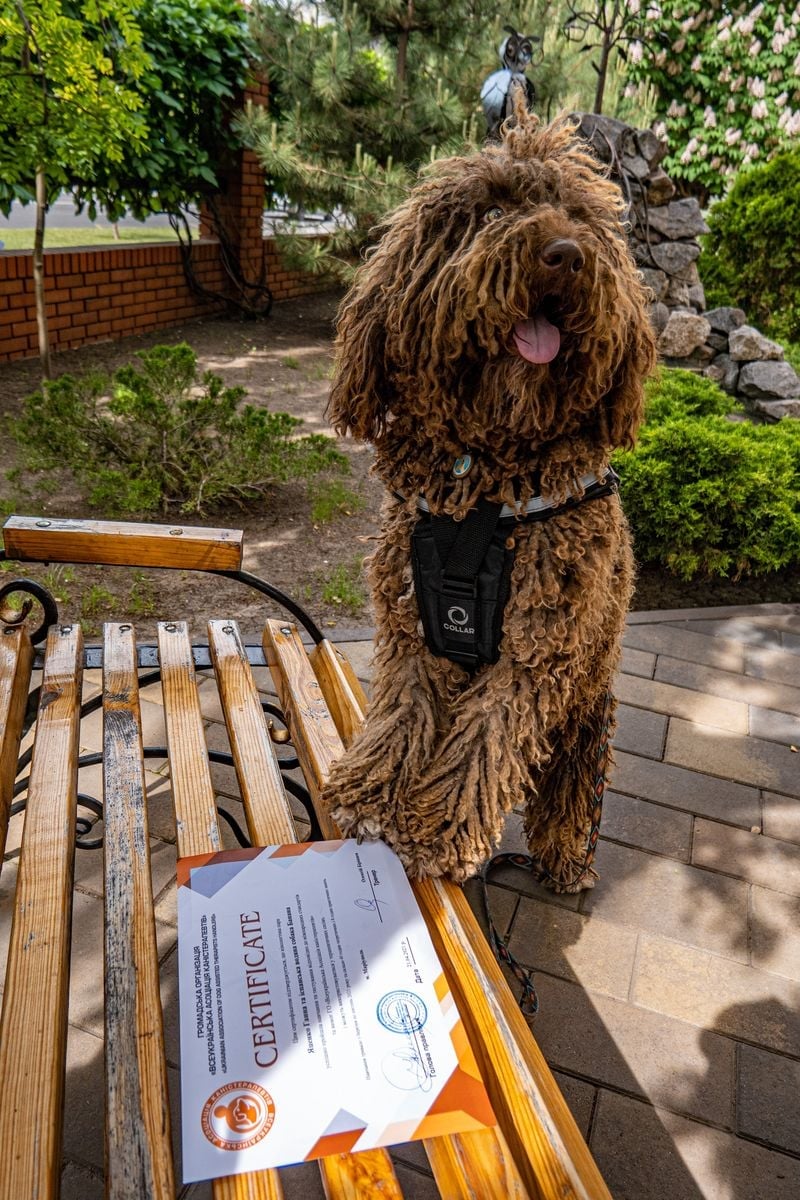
[413, 467, 619, 523]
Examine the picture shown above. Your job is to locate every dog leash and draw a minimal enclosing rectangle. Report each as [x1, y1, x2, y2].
[478, 689, 613, 1018]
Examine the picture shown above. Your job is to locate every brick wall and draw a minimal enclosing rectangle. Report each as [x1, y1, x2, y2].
[0, 77, 326, 366]
[0, 237, 323, 364]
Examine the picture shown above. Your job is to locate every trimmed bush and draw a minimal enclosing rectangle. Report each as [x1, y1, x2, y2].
[9, 343, 347, 515]
[698, 149, 800, 342]
[614, 370, 800, 580]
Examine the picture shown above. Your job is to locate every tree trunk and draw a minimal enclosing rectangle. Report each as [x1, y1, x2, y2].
[395, 0, 414, 100]
[32, 167, 51, 381]
[593, 34, 611, 113]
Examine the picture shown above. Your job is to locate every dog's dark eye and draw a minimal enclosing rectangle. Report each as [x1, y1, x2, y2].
[483, 206, 504, 222]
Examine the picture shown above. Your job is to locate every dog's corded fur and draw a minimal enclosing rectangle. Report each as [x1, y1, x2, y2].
[320, 113, 657, 890]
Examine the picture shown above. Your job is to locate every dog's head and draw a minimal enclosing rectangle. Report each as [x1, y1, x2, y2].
[328, 114, 657, 455]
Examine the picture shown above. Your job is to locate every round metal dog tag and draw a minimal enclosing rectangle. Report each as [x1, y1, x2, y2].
[452, 454, 473, 478]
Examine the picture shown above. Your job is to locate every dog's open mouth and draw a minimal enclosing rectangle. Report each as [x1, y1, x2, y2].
[513, 299, 562, 364]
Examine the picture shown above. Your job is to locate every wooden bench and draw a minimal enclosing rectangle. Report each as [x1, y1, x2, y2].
[0, 515, 612, 1200]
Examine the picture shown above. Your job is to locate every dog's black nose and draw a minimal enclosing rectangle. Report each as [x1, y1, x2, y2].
[540, 239, 585, 273]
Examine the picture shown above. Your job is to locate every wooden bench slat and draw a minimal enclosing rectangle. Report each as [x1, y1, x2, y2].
[311, 632, 612, 1200]
[308, 640, 368, 743]
[103, 623, 176, 1200]
[0, 623, 83, 1200]
[264, 620, 530, 1200]
[207, 621, 296, 846]
[3, 515, 243, 572]
[0, 626, 33, 863]
[158, 621, 284, 1200]
[209, 621, 404, 1200]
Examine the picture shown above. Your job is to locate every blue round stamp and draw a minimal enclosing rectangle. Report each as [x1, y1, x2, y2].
[377, 990, 428, 1034]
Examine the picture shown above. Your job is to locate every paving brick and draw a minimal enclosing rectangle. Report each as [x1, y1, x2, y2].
[590, 1089, 800, 1200]
[584, 841, 749, 961]
[61, 1160, 104, 1200]
[273, 1163, 325, 1200]
[762, 790, 800, 845]
[553, 1071, 596, 1139]
[531, 975, 735, 1126]
[633, 934, 800, 1055]
[749, 886, 800, 982]
[692, 819, 800, 898]
[507, 896, 638, 1000]
[614, 673, 747, 733]
[619, 646, 656, 678]
[462, 877, 518, 942]
[749, 705, 800, 747]
[614, 703, 666, 759]
[623, 625, 745, 672]
[745, 645, 800, 688]
[680, 618, 784, 649]
[602, 791, 693, 860]
[144, 770, 177, 843]
[73, 833, 175, 899]
[666, 718, 800, 798]
[655, 655, 800, 718]
[737, 1043, 800, 1154]
[612, 751, 760, 828]
[63, 1023, 104, 1169]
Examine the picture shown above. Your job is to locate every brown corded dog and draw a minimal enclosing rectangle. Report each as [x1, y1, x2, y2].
[321, 113, 657, 891]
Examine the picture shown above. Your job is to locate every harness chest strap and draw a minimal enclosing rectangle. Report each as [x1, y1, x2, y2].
[407, 467, 620, 669]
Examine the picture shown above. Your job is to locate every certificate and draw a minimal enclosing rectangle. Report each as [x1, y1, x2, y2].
[177, 839, 495, 1182]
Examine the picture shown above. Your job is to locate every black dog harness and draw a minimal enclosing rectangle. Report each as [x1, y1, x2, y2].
[409, 466, 619, 669]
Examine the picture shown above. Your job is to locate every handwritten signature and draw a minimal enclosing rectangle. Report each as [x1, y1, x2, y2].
[382, 1039, 433, 1093]
[354, 896, 389, 917]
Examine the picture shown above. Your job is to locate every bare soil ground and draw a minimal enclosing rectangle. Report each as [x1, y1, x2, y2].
[1, 290, 797, 644]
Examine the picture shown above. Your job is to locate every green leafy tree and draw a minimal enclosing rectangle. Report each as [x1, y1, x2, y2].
[0, 0, 149, 377]
[71, 0, 256, 221]
[623, 1, 800, 197]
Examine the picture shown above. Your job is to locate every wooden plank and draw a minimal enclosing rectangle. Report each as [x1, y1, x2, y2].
[103, 623, 176, 1200]
[209, 621, 403, 1200]
[3, 515, 243, 572]
[158, 621, 283, 1200]
[308, 641, 368, 747]
[264, 620, 529, 1200]
[0, 622, 83, 1200]
[0, 626, 33, 863]
[207, 620, 296, 847]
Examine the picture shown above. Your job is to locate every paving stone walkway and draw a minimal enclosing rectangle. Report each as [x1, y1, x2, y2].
[3, 603, 799, 1198]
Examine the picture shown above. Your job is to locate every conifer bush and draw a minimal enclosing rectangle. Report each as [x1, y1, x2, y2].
[614, 370, 800, 580]
[9, 343, 347, 516]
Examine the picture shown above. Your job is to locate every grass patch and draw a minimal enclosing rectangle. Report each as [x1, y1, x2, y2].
[309, 479, 365, 524]
[320, 558, 366, 614]
[0, 225, 193, 251]
[282, 356, 300, 370]
[129, 570, 157, 618]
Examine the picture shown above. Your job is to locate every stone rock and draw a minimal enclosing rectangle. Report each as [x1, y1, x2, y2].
[633, 240, 656, 268]
[688, 283, 707, 312]
[704, 354, 739, 395]
[728, 325, 784, 362]
[707, 331, 730, 353]
[738, 361, 800, 399]
[665, 279, 691, 308]
[647, 198, 709, 240]
[705, 306, 746, 334]
[645, 167, 676, 206]
[671, 260, 701, 285]
[637, 128, 667, 168]
[575, 113, 628, 164]
[663, 344, 715, 368]
[639, 268, 668, 301]
[621, 151, 651, 181]
[658, 312, 711, 358]
[752, 398, 800, 420]
[650, 241, 701, 275]
[648, 302, 670, 334]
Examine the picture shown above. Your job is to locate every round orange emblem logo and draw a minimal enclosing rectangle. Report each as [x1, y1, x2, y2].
[201, 1082, 276, 1151]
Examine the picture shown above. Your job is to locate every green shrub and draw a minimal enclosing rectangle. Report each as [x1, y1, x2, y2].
[9, 344, 347, 516]
[615, 371, 800, 580]
[642, 368, 740, 426]
[698, 149, 800, 341]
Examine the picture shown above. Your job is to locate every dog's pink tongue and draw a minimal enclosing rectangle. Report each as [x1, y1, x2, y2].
[513, 315, 561, 364]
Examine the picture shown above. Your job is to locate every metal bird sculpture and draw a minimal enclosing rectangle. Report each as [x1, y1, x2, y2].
[481, 25, 539, 139]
